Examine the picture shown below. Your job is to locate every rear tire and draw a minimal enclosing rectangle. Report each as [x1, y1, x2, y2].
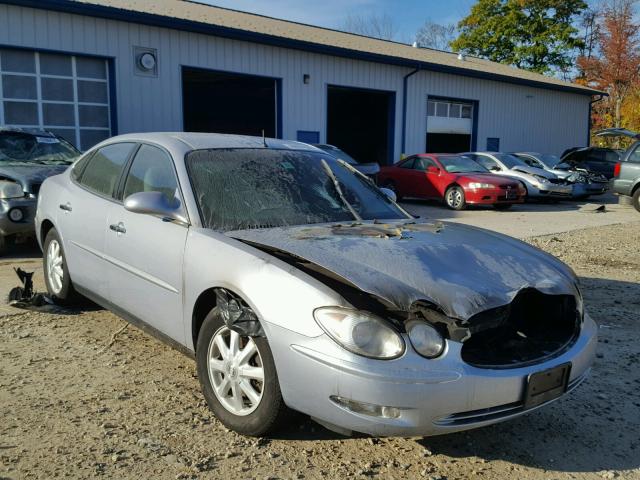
[632, 189, 640, 212]
[43, 228, 79, 304]
[493, 203, 513, 210]
[445, 186, 466, 210]
[196, 307, 288, 436]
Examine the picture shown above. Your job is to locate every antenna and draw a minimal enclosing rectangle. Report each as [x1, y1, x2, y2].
[262, 129, 267, 147]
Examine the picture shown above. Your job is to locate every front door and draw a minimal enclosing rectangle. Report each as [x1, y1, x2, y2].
[104, 144, 189, 343]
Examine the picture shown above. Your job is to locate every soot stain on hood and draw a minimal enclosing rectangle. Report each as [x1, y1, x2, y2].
[228, 220, 578, 322]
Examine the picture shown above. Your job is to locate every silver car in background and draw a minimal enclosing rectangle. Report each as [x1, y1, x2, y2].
[35, 133, 596, 437]
[464, 152, 573, 199]
[513, 152, 608, 199]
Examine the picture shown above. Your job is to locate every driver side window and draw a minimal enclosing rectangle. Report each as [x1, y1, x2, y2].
[123, 144, 179, 204]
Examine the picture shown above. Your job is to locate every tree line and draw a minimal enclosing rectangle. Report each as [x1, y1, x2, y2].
[342, 0, 640, 148]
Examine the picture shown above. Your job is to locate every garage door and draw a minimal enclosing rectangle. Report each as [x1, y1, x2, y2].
[426, 99, 474, 153]
[0, 48, 112, 151]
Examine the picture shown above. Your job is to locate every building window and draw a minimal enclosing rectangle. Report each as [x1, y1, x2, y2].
[427, 99, 473, 119]
[0, 48, 111, 151]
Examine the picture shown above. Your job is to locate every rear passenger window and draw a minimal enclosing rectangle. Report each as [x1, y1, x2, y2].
[629, 145, 640, 163]
[79, 143, 135, 197]
[123, 144, 178, 204]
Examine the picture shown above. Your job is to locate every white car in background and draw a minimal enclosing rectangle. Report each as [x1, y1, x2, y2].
[463, 152, 572, 199]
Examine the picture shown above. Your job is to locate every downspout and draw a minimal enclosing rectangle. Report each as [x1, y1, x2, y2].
[401, 66, 420, 156]
[588, 93, 605, 146]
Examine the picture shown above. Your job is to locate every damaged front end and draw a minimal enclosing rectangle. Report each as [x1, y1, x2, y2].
[214, 288, 265, 337]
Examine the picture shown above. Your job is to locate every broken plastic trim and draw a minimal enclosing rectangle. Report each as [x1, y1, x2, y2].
[7, 268, 52, 308]
[214, 288, 265, 337]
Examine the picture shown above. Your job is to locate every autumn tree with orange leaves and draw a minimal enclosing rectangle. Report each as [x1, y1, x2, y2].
[577, 0, 640, 146]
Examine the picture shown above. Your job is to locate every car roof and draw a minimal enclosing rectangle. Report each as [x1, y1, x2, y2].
[100, 132, 322, 153]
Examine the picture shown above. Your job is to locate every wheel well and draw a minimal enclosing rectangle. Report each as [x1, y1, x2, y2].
[632, 182, 640, 195]
[191, 287, 261, 350]
[40, 219, 54, 244]
[192, 288, 218, 350]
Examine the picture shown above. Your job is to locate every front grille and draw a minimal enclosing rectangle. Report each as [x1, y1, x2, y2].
[461, 289, 580, 369]
[433, 371, 588, 427]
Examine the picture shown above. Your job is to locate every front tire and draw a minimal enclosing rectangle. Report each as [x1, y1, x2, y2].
[633, 189, 640, 212]
[196, 307, 287, 436]
[445, 186, 466, 210]
[43, 228, 79, 304]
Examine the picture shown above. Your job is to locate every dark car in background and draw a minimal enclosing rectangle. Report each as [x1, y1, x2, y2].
[611, 130, 640, 211]
[561, 147, 623, 179]
[0, 128, 80, 254]
[313, 144, 380, 180]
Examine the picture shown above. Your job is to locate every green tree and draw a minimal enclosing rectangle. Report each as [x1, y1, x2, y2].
[451, 0, 587, 74]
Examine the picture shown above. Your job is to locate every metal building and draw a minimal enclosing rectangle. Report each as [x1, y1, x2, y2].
[0, 0, 600, 163]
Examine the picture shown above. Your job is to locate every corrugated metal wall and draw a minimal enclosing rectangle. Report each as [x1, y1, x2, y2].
[0, 3, 590, 159]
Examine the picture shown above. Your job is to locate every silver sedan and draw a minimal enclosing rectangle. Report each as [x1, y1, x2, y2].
[35, 133, 596, 437]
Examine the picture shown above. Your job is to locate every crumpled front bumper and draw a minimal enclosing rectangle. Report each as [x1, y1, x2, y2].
[0, 197, 37, 237]
[571, 182, 609, 197]
[266, 313, 597, 437]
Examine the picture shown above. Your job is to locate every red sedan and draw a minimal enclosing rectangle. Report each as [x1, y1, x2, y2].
[378, 154, 526, 210]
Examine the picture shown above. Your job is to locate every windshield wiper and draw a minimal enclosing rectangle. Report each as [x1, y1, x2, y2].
[320, 159, 361, 222]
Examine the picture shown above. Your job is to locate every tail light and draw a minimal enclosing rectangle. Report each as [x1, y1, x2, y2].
[613, 163, 621, 177]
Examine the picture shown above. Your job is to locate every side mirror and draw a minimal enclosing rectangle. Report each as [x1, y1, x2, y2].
[124, 191, 189, 225]
[490, 166, 501, 172]
[379, 187, 397, 203]
[427, 166, 440, 174]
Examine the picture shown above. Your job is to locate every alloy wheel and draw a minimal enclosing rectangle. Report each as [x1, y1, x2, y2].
[207, 326, 265, 416]
[46, 239, 64, 294]
[447, 188, 463, 209]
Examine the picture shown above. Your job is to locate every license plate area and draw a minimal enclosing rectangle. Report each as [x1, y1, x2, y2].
[524, 362, 571, 409]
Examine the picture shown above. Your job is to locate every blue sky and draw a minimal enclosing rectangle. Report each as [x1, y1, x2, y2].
[201, 0, 478, 40]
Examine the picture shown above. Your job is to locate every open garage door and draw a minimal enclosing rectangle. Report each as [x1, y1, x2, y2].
[327, 85, 394, 165]
[426, 98, 476, 153]
[182, 67, 279, 137]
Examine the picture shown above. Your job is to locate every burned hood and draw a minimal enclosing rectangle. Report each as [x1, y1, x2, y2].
[0, 164, 68, 191]
[227, 221, 578, 321]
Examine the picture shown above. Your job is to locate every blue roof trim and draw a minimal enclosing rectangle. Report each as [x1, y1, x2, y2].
[4, 0, 599, 96]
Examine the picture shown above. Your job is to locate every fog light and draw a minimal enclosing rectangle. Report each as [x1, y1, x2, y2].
[330, 395, 400, 419]
[8, 208, 24, 222]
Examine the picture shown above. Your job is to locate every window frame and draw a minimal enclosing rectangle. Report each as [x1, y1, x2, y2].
[73, 141, 139, 202]
[119, 143, 181, 204]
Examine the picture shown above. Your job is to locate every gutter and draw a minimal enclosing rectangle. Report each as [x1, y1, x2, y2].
[401, 67, 420, 155]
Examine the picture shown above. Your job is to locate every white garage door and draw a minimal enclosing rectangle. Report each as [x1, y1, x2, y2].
[0, 48, 111, 151]
[427, 99, 473, 134]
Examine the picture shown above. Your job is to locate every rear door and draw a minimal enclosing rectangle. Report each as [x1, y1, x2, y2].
[60, 142, 136, 298]
[104, 144, 189, 343]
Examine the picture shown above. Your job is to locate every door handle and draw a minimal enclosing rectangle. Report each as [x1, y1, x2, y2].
[59, 203, 72, 212]
[109, 222, 126, 234]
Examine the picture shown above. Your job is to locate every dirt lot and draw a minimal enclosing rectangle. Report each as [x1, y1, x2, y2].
[1, 222, 639, 480]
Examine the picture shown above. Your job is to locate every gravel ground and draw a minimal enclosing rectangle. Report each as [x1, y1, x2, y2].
[1, 223, 639, 480]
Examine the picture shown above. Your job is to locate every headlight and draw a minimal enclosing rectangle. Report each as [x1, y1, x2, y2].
[468, 182, 494, 189]
[406, 320, 445, 358]
[313, 307, 405, 359]
[533, 175, 549, 183]
[0, 180, 24, 199]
